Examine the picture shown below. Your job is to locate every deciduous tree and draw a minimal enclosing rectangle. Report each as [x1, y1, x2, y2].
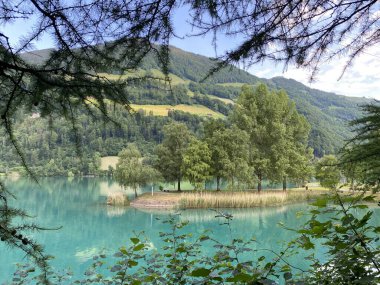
[232, 83, 311, 191]
[205, 125, 250, 190]
[154, 122, 192, 191]
[183, 138, 211, 190]
[268, 95, 313, 190]
[315, 155, 341, 190]
[115, 144, 159, 198]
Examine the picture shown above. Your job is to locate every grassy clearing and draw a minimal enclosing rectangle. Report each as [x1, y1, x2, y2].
[180, 190, 325, 209]
[130, 104, 224, 118]
[207, 94, 235, 105]
[149, 69, 189, 85]
[97, 70, 145, 80]
[98, 69, 189, 85]
[100, 156, 119, 171]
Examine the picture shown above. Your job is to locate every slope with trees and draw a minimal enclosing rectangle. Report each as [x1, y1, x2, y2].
[21, 46, 371, 157]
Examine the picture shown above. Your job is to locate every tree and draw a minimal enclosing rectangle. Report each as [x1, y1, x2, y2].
[187, 0, 379, 81]
[285, 147, 314, 189]
[154, 122, 192, 191]
[232, 83, 311, 192]
[183, 138, 211, 190]
[115, 144, 159, 198]
[205, 124, 250, 190]
[315, 155, 341, 190]
[340, 104, 380, 192]
[0, 0, 176, 177]
[268, 96, 313, 190]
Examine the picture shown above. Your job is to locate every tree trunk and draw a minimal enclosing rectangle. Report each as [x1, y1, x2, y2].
[258, 173, 262, 193]
[177, 177, 181, 192]
[216, 176, 221, 191]
[283, 176, 287, 191]
[134, 187, 138, 198]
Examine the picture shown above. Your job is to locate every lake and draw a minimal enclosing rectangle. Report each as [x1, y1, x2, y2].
[1, 177, 378, 283]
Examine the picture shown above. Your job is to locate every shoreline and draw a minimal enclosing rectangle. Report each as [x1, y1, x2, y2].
[130, 192, 180, 209]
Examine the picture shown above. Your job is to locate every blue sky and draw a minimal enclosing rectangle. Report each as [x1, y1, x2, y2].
[2, 6, 380, 100]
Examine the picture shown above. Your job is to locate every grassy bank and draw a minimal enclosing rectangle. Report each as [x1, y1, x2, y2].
[130, 190, 327, 209]
[130, 104, 224, 118]
[179, 190, 326, 209]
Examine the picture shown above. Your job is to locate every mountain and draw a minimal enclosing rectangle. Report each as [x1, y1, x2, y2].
[20, 46, 371, 156]
[139, 46, 370, 156]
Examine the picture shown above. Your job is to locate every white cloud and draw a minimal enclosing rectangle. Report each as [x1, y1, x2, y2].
[250, 46, 380, 100]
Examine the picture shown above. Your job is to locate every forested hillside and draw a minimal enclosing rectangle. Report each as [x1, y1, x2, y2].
[1, 45, 370, 176]
[0, 107, 205, 176]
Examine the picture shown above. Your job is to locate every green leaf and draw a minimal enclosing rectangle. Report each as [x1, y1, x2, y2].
[300, 236, 314, 250]
[190, 268, 211, 277]
[341, 215, 354, 226]
[335, 225, 348, 234]
[128, 260, 138, 267]
[133, 244, 145, 251]
[120, 248, 128, 255]
[362, 195, 375, 202]
[176, 246, 186, 253]
[199, 235, 209, 241]
[352, 204, 368, 209]
[281, 265, 291, 272]
[130, 238, 140, 244]
[226, 273, 252, 282]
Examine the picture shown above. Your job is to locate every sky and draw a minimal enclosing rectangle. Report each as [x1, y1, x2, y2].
[2, 5, 380, 100]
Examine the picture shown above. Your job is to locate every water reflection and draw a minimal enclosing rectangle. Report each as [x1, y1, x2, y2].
[106, 206, 128, 217]
[74, 247, 101, 263]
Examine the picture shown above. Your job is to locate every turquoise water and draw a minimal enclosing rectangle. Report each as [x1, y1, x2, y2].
[0, 177, 378, 283]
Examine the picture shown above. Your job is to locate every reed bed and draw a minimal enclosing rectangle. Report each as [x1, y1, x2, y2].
[179, 190, 325, 209]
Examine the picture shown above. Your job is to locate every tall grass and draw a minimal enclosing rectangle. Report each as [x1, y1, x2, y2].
[179, 190, 324, 209]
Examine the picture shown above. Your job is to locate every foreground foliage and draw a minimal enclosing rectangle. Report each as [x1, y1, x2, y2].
[292, 193, 380, 284]
[340, 104, 380, 192]
[0, 182, 54, 284]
